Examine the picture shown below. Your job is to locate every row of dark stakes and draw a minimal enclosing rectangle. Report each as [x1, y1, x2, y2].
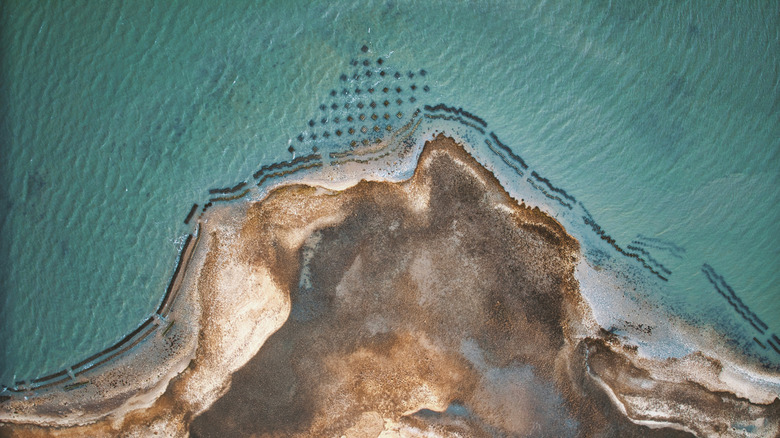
[1, 229, 197, 397]
[5, 45, 776, 403]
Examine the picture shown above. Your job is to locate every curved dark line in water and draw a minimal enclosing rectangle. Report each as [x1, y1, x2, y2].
[625, 245, 672, 275]
[208, 181, 248, 195]
[489, 132, 528, 170]
[484, 139, 524, 177]
[636, 234, 686, 254]
[527, 177, 573, 210]
[423, 113, 485, 134]
[702, 264, 767, 332]
[701, 265, 765, 334]
[630, 240, 685, 259]
[531, 171, 576, 203]
[583, 216, 668, 282]
[252, 153, 321, 180]
[424, 103, 488, 128]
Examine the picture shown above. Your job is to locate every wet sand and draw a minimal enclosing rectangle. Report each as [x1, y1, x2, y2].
[1, 135, 777, 437]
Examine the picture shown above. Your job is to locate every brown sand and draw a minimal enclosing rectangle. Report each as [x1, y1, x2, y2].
[2, 134, 777, 437]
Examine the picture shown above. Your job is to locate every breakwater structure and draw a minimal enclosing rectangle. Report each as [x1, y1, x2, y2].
[1, 224, 201, 398]
[701, 263, 779, 356]
[2, 44, 777, 417]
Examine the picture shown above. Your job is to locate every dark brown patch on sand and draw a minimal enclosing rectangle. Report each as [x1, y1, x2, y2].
[6, 135, 775, 437]
[188, 135, 698, 437]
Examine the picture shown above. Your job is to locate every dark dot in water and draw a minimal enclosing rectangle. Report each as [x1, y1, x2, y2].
[308, 120, 315, 127]
[377, 58, 384, 65]
[368, 88, 375, 93]
[370, 101, 377, 108]
[310, 134, 317, 140]
[352, 73, 359, 80]
[423, 85, 430, 92]
[386, 125, 393, 131]
[321, 118, 327, 124]
[347, 115, 354, 122]
[345, 103, 351, 109]
[396, 98, 403, 105]
[365, 71, 372, 77]
[359, 114, 366, 121]
[371, 113, 378, 120]
[410, 96, 416, 103]
[383, 100, 390, 106]
[351, 140, 357, 147]
[408, 72, 414, 78]
[383, 87, 389, 93]
[312, 146, 318, 152]
[288, 146, 295, 153]
[323, 132, 330, 138]
[357, 102, 364, 109]
[334, 117, 340, 123]
[362, 138, 369, 145]
[355, 88, 362, 94]
[362, 59, 370, 66]
[331, 103, 338, 110]
[361, 45, 368, 53]
[320, 104, 326, 111]
[420, 69, 427, 76]
[340, 74, 347, 81]
[361, 126, 368, 133]
[336, 129, 343, 136]
[297, 134, 304, 142]
[395, 87, 402, 93]
[411, 84, 417, 91]
[331, 90, 337, 96]
[380, 71, 386, 77]
[394, 72, 401, 79]
[348, 127, 355, 134]
[373, 125, 380, 132]
[384, 113, 390, 120]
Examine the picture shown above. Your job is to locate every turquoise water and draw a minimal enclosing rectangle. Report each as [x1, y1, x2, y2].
[1, 0, 778, 385]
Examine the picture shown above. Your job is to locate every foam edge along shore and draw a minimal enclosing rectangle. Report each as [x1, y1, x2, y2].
[0, 133, 777, 437]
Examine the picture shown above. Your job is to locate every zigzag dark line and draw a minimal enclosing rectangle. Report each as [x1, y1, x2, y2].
[754, 337, 767, 349]
[424, 104, 487, 127]
[582, 216, 668, 281]
[423, 113, 485, 134]
[208, 181, 247, 195]
[531, 171, 576, 203]
[626, 245, 672, 275]
[527, 178, 573, 210]
[484, 139, 524, 177]
[489, 132, 528, 169]
[630, 240, 685, 259]
[702, 264, 768, 331]
[253, 153, 321, 179]
[257, 162, 324, 186]
[636, 234, 686, 254]
[701, 267, 764, 334]
[208, 188, 251, 204]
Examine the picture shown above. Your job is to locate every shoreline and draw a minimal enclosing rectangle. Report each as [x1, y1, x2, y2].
[1, 134, 778, 436]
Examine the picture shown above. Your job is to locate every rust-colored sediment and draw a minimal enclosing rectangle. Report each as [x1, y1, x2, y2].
[2, 135, 777, 437]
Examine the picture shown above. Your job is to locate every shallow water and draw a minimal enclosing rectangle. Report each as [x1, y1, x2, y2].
[1, 0, 778, 385]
